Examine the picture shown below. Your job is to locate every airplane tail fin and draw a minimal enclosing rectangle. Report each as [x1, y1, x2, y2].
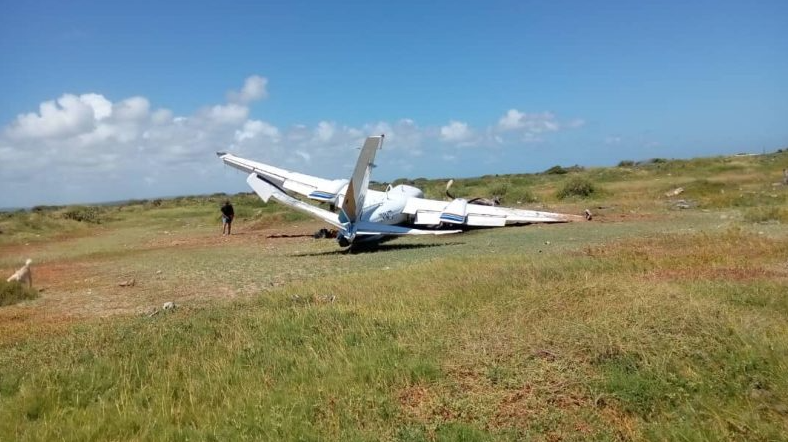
[339, 135, 384, 223]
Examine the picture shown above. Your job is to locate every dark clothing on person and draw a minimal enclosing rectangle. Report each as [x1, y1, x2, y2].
[221, 202, 235, 235]
[221, 203, 234, 218]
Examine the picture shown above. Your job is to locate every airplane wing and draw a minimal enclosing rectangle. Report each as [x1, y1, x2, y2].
[218, 152, 348, 203]
[402, 197, 583, 227]
[245, 173, 345, 230]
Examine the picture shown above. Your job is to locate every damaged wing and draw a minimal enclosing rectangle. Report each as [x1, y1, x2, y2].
[218, 152, 348, 204]
[402, 197, 583, 227]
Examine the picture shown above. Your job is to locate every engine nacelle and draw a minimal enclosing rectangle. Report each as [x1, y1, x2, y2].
[388, 184, 423, 199]
[440, 198, 468, 224]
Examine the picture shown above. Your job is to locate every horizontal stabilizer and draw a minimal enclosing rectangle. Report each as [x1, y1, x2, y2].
[248, 174, 274, 203]
[246, 173, 344, 230]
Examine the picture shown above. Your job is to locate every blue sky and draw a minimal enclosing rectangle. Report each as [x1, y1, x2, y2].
[1, 0, 787, 207]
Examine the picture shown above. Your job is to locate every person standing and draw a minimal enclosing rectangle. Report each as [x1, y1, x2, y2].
[220, 200, 235, 235]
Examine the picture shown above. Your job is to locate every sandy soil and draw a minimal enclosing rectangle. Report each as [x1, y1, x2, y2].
[0, 221, 328, 340]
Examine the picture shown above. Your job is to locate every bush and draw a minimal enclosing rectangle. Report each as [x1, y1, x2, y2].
[61, 206, 104, 224]
[557, 177, 596, 199]
[488, 183, 509, 197]
[0, 281, 39, 307]
[31, 205, 63, 213]
[510, 188, 538, 204]
[618, 160, 635, 167]
[544, 165, 568, 175]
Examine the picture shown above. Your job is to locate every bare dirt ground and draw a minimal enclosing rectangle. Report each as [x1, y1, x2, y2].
[0, 210, 674, 335]
[0, 221, 327, 341]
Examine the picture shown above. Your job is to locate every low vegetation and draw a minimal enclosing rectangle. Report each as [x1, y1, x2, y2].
[544, 165, 569, 175]
[60, 205, 108, 224]
[557, 177, 595, 199]
[0, 281, 38, 307]
[744, 206, 788, 224]
[0, 150, 787, 440]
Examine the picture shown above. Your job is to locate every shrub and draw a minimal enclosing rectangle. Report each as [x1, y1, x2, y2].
[0, 281, 39, 307]
[392, 178, 415, 186]
[32, 205, 65, 213]
[544, 165, 568, 175]
[557, 177, 596, 199]
[61, 206, 104, 224]
[618, 160, 635, 167]
[488, 183, 509, 197]
[510, 188, 538, 204]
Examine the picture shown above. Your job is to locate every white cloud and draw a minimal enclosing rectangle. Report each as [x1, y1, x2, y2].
[151, 108, 173, 125]
[363, 119, 424, 155]
[0, 74, 583, 207]
[315, 121, 336, 142]
[498, 109, 526, 130]
[80, 93, 113, 120]
[363, 121, 392, 139]
[113, 96, 150, 121]
[497, 109, 560, 134]
[235, 120, 280, 142]
[206, 103, 248, 125]
[440, 120, 471, 142]
[287, 124, 311, 142]
[227, 75, 268, 103]
[5, 94, 96, 139]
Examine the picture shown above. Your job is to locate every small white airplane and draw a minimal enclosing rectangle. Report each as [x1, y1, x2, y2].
[217, 135, 583, 248]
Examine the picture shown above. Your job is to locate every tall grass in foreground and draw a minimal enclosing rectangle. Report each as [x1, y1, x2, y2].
[0, 281, 38, 307]
[1, 229, 787, 441]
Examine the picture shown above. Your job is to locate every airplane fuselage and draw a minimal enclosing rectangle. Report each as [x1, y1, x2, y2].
[356, 184, 423, 225]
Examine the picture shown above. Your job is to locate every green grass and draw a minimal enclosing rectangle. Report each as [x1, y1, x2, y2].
[0, 281, 38, 307]
[556, 176, 596, 199]
[1, 150, 787, 440]
[2, 230, 787, 440]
